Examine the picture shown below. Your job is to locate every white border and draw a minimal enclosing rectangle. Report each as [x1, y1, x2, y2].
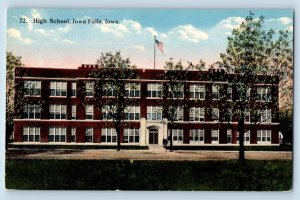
[0, 1, 299, 200]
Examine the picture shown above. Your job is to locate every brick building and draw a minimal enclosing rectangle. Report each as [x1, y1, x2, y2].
[13, 64, 280, 146]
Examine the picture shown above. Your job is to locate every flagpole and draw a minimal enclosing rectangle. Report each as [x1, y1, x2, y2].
[154, 35, 156, 69]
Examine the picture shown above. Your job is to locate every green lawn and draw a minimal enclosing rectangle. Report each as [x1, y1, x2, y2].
[6, 159, 292, 191]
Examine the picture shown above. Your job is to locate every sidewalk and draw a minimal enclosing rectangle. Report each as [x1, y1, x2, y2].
[6, 148, 292, 161]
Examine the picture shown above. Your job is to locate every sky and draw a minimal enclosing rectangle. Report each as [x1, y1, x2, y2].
[7, 8, 293, 69]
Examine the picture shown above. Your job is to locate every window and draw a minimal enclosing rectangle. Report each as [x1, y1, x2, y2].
[85, 105, 94, 119]
[257, 130, 271, 144]
[85, 128, 93, 143]
[49, 127, 66, 142]
[101, 128, 117, 143]
[189, 129, 204, 144]
[103, 82, 116, 97]
[227, 129, 232, 144]
[237, 86, 251, 101]
[102, 106, 115, 120]
[212, 108, 219, 120]
[245, 110, 250, 122]
[190, 85, 205, 100]
[125, 83, 140, 98]
[227, 86, 232, 100]
[71, 82, 76, 96]
[212, 85, 220, 100]
[261, 109, 271, 123]
[147, 83, 162, 98]
[147, 106, 162, 121]
[124, 128, 140, 143]
[71, 105, 76, 120]
[257, 87, 271, 102]
[125, 106, 140, 120]
[169, 85, 184, 98]
[24, 81, 41, 96]
[168, 129, 183, 144]
[49, 104, 66, 119]
[246, 88, 251, 100]
[23, 104, 41, 119]
[85, 81, 94, 97]
[169, 106, 183, 121]
[71, 128, 76, 143]
[224, 109, 232, 121]
[23, 127, 40, 142]
[50, 81, 67, 96]
[211, 129, 219, 144]
[237, 131, 250, 144]
[190, 107, 205, 121]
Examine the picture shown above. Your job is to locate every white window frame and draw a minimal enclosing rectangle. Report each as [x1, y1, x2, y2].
[174, 107, 184, 121]
[49, 127, 66, 142]
[190, 85, 205, 100]
[101, 128, 117, 143]
[71, 82, 77, 97]
[261, 109, 272, 123]
[85, 127, 93, 143]
[257, 130, 272, 144]
[227, 129, 232, 144]
[71, 127, 76, 143]
[227, 86, 232, 100]
[147, 106, 162, 121]
[85, 81, 94, 97]
[189, 129, 205, 144]
[125, 83, 140, 98]
[212, 108, 219, 121]
[257, 87, 271, 102]
[50, 81, 67, 97]
[169, 84, 184, 99]
[125, 106, 140, 121]
[24, 81, 41, 96]
[85, 105, 94, 120]
[147, 83, 162, 98]
[190, 107, 205, 122]
[71, 105, 76, 120]
[103, 82, 116, 97]
[49, 104, 67, 119]
[237, 130, 251, 144]
[23, 104, 41, 119]
[212, 85, 220, 100]
[168, 129, 183, 144]
[23, 127, 40, 142]
[211, 129, 219, 144]
[123, 128, 140, 143]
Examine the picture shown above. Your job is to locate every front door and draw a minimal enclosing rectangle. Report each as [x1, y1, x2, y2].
[149, 129, 158, 144]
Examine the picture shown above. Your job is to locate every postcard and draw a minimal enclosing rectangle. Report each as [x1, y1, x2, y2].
[5, 8, 293, 191]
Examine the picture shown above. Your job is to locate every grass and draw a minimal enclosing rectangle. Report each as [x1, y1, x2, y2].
[167, 145, 292, 151]
[6, 159, 292, 191]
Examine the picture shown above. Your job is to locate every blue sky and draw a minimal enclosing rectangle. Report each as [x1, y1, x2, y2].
[7, 8, 293, 69]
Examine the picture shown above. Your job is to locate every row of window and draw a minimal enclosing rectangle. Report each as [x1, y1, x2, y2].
[22, 127, 272, 145]
[24, 104, 272, 123]
[23, 81, 272, 102]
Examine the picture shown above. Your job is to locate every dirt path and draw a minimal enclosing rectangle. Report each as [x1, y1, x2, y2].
[6, 149, 292, 161]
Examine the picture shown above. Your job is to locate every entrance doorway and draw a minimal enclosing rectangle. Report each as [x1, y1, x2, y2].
[149, 129, 158, 144]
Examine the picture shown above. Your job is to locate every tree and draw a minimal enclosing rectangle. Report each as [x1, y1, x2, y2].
[218, 12, 293, 161]
[6, 51, 24, 148]
[89, 51, 138, 151]
[161, 59, 205, 151]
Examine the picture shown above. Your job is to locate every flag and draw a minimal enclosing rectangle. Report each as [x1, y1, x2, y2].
[155, 39, 164, 54]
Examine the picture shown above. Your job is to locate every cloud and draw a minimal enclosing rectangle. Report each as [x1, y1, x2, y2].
[171, 24, 208, 43]
[219, 17, 245, 29]
[7, 28, 32, 44]
[58, 24, 72, 32]
[277, 17, 292, 25]
[94, 19, 142, 37]
[34, 29, 46, 34]
[161, 33, 167, 38]
[62, 39, 76, 44]
[31, 9, 42, 19]
[132, 45, 145, 51]
[145, 27, 158, 36]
